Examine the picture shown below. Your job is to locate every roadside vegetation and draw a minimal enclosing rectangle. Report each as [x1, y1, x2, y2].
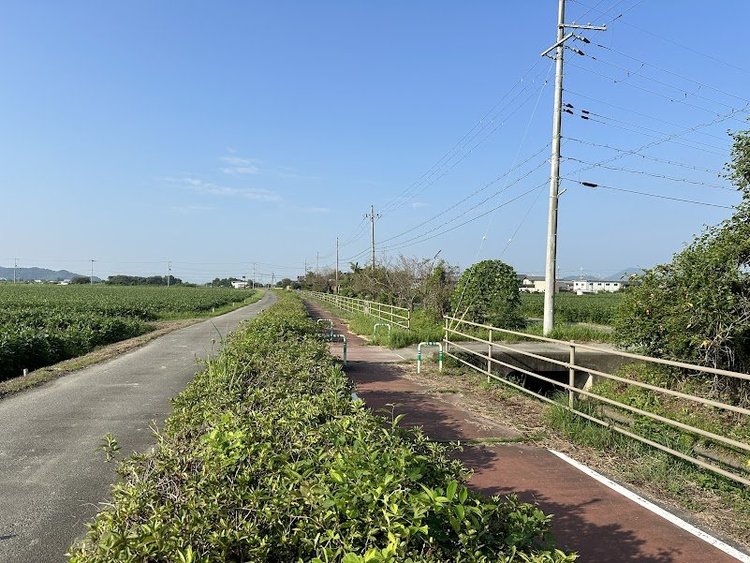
[69, 293, 574, 562]
[0, 285, 259, 381]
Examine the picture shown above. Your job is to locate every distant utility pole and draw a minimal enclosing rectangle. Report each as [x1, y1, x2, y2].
[541, 0, 605, 335]
[253, 262, 257, 289]
[271, 272, 275, 287]
[335, 236, 339, 294]
[316, 252, 319, 274]
[167, 261, 172, 287]
[13, 257, 17, 284]
[90, 259, 95, 285]
[364, 204, 381, 272]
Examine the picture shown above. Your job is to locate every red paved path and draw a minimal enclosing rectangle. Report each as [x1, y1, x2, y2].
[304, 301, 747, 563]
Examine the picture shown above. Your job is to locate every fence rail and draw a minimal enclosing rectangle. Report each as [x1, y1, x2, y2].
[303, 291, 410, 329]
[443, 314, 750, 487]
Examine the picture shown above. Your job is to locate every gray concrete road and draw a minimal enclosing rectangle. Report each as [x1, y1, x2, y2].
[0, 291, 276, 562]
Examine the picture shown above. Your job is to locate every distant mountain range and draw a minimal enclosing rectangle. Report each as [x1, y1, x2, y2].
[0, 266, 98, 282]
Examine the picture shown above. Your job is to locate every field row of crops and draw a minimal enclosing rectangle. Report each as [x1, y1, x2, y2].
[520, 292, 623, 325]
[70, 293, 572, 562]
[0, 285, 257, 380]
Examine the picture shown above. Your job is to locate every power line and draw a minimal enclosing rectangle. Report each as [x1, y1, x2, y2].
[566, 178, 736, 209]
[379, 62, 550, 216]
[570, 0, 750, 75]
[564, 105, 729, 155]
[592, 43, 750, 105]
[585, 51, 745, 112]
[379, 145, 550, 246]
[564, 89, 731, 144]
[561, 157, 732, 190]
[562, 103, 750, 177]
[380, 182, 548, 254]
[380, 160, 549, 250]
[566, 59, 750, 124]
[563, 137, 721, 174]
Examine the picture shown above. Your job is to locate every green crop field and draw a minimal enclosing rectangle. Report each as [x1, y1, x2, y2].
[0, 284, 257, 381]
[520, 292, 623, 325]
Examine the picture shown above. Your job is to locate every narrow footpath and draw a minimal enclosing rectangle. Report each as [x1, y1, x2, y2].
[304, 300, 748, 563]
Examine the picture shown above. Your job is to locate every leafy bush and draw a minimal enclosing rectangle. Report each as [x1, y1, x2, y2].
[451, 260, 524, 329]
[69, 294, 573, 562]
[614, 123, 750, 402]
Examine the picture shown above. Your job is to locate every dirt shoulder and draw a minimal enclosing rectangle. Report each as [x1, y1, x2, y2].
[0, 318, 200, 400]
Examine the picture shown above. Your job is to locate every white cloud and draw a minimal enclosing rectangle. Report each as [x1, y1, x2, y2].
[220, 155, 260, 175]
[171, 204, 215, 215]
[170, 177, 281, 203]
[411, 201, 429, 209]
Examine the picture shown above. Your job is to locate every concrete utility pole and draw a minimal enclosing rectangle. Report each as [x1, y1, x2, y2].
[90, 259, 95, 285]
[541, 0, 605, 335]
[335, 236, 339, 294]
[316, 252, 319, 274]
[364, 205, 381, 272]
[167, 261, 172, 287]
[253, 262, 257, 289]
[13, 257, 17, 284]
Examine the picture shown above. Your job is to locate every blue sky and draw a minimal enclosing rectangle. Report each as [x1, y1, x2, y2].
[1, 1, 748, 283]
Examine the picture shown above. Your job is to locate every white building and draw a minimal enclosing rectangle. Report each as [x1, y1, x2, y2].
[573, 280, 626, 294]
[231, 281, 249, 289]
[519, 275, 572, 293]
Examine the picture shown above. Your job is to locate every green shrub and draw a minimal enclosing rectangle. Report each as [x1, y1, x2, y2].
[69, 294, 573, 562]
[451, 260, 524, 329]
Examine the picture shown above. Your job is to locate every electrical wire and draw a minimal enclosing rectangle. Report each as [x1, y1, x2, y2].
[379, 160, 549, 251]
[381, 182, 547, 254]
[563, 103, 750, 177]
[379, 61, 550, 216]
[593, 44, 750, 105]
[565, 89, 731, 143]
[564, 106, 730, 155]
[563, 137, 721, 174]
[570, 0, 750, 76]
[561, 157, 732, 190]
[379, 145, 550, 246]
[566, 59, 750, 124]
[565, 178, 736, 209]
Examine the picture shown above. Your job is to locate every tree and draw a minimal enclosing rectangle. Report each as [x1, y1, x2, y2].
[450, 259, 524, 328]
[614, 121, 750, 392]
[422, 261, 459, 320]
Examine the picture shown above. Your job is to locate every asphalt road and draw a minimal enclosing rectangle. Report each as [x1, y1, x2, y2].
[0, 291, 276, 563]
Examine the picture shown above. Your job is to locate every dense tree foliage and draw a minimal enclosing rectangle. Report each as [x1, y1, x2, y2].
[450, 259, 523, 328]
[615, 122, 750, 389]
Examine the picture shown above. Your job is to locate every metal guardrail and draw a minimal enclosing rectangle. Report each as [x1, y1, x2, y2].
[304, 291, 410, 330]
[443, 314, 750, 487]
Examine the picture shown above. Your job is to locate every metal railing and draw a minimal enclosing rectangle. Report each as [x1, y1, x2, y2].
[443, 314, 750, 487]
[304, 291, 410, 329]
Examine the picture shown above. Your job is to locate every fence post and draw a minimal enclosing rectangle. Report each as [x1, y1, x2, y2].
[568, 343, 576, 409]
[487, 329, 493, 383]
[408, 309, 412, 330]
